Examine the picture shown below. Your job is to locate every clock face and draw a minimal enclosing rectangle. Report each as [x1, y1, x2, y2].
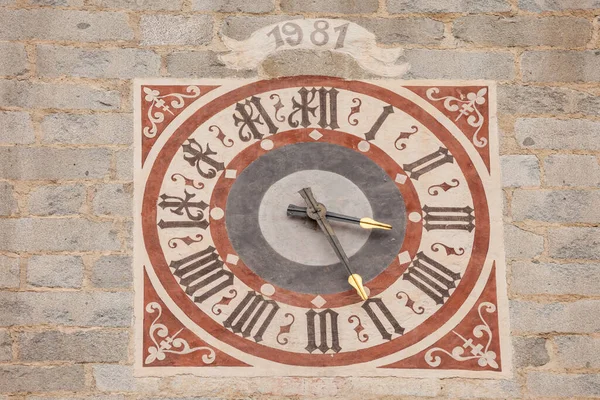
[135, 77, 509, 376]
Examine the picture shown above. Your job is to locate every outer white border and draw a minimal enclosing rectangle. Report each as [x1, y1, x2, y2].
[133, 78, 511, 378]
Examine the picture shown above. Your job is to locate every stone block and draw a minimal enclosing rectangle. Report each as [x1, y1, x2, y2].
[29, 184, 86, 215]
[522, 51, 600, 83]
[281, 0, 378, 13]
[512, 336, 549, 367]
[140, 15, 212, 46]
[27, 255, 84, 288]
[0, 9, 133, 42]
[554, 335, 600, 368]
[352, 18, 444, 45]
[93, 183, 132, 216]
[544, 155, 600, 187]
[0, 256, 19, 289]
[503, 224, 544, 259]
[91, 255, 132, 288]
[497, 85, 573, 115]
[454, 16, 591, 47]
[0, 111, 34, 145]
[0, 329, 11, 362]
[192, 0, 274, 12]
[0, 182, 17, 216]
[90, 0, 181, 9]
[42, 113, 132, 145]
[0, 147, 111, 180]
[28, 0, 84, 4]
[519, 0, 600, 11]
[388, 0, 511, 12]
[0, 365, 85, 393]
[0, 42, 27, 76]
[0, 291, 132, 327]
[515, 118, 600, 151]
[0, 218, 120, 252]
[527, 372, 600, 397]
[512, 190, 600, 223]
[510, 299, 600, 333]
[167, 51, 256, 78]
[0, 80, 120, 110]
[115, 148, 133, 181]
[442, 379, 521, 398]
[404, 50, 514, 80]
[511, 261, 600, 296]
[93, 365, 160, 392]
[37, 45, 160, 79]
[548, 227, 600, 260]
[575, 92, 600, 116]
[221, 15, 301, 41]
[19, 330, 128, 362]
[500, 155, 540, 187]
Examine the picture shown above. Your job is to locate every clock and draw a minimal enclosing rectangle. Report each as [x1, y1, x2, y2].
[134, 76, 510, 377]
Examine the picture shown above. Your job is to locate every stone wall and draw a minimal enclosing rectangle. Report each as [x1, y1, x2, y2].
[0, 0, 599, 398]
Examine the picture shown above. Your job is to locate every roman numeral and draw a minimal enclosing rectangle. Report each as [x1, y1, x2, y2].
[170, 246, 234, 304]
[402, 252, 461, 305]
[305, 309, 341, 354]
[288, 87, 340, 130]
[362, 298, 404, 341]
[403, 147, 454, 180]
[363, 105, 394, 141]
[233, 96, 279, 142]
[423, 205, 475, 232]
[223, 291, 279, 343]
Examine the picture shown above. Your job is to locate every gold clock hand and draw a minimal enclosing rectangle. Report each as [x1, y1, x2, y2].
[287, 204, 392, 230]
[297, 188, 369, 301]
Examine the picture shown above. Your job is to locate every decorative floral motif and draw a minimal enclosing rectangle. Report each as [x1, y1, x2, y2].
[270, 93, 286, 122]
[428, 179, 460, 196]
[424, 302, 498, 369]
[394, 125, 419, 150]
[347, 98, 362, 126]
[171, 173, 205, 190]
[396, 291, 425, 315]
[211, 289, 238, 315]
[143, 86, 201, 138]
[209, 125, 234, 147]
[426, 87, 487, 148]
[431, 242, 465, 256]
[348, 315, 369, 343]
[168, 234, 204, 248]
[145, 302, 215, 365]
[276, 313, 296, 345]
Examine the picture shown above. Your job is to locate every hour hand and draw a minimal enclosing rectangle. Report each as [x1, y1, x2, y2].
[287, 204, 392, 230]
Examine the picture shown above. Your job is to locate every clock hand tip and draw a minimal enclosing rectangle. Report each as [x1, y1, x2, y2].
[348, 273, 369, 301]
[359, 217, 393, 230]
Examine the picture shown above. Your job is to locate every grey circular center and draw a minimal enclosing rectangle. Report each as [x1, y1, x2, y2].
[258, 170, 372, 266]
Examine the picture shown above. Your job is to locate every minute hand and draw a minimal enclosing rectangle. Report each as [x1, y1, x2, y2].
[297, 188, 368, 300]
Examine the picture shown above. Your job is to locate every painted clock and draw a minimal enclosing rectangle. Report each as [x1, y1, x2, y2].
[134, 77, 510, 377]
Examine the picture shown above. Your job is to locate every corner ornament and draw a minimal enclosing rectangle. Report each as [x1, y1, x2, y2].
[219, 19, 410, 78]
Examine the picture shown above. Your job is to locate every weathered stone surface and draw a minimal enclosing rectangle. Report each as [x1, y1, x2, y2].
[388, 0, 511, 12]
[0, 42, 27, 76]
[512, 336, 549, 367]
[0, 291, 132, 326]
[576, 92, 600, 116]
[19, 330, 128, 362]
[0, 182, 18, 216]
[0, 365, 85, 393]
[0, 80, 120, 110]
[522, 51, 600, 83]
[0, 218, 120, 252]
[140, 15, 213, 46]
[93, 183, 132, 216]
[37, 45, 160, 79]
[519, 0, 600, 11]
[42, 113, 132, 145]
[500, 155, 540, 187]
[516, 118, 600, 150]
[29, 397, 126, 400]
[0, 256, 19, 289]
[192, 0, 274, 12]
[221, 15, 302, 41]
[503, 224, 544, 259]
[115, 149, 133, 181]
[93, 365, 161, 393]
[512, 190, 600, 223]
[167, 51, 256, 78]
[497, 85, 572, 115]
[27, 255, 84, 288]
[91, 255, 132, 288]
[28, 0, 84, 5]
[442, 379, 521, 398]
[29, 184, 86, 215]
[90, 0, 181, 9]
[0, 9, 133, 42]
[511, 300, 600, 333]
[554, 335, 600, 368]
[527, 372, 600, 397]
[544, 155, 600, 187]
[0, 111, 34, 145]
[511, 261, 600, 296]
[548, 227, 600, 260]
[0, 147, 111, 180]
[281, 0, 378, 13]
[352, 18, 444, 45]
[454, 16, 592, 47]
[0, 329, 11, 362]
[404, 50, 514, 80]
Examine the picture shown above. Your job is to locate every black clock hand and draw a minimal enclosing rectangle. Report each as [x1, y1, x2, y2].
[297, 187, 369, 300]
[287, 204, 392, 230]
